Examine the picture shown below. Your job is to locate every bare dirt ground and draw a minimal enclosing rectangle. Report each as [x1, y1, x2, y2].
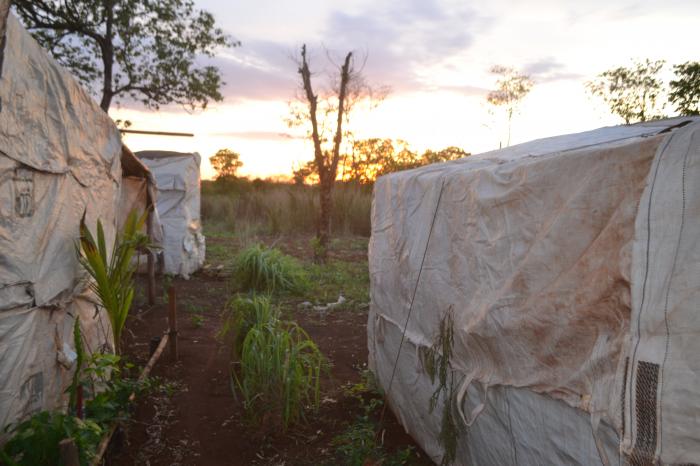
[107, 235, 432, 466]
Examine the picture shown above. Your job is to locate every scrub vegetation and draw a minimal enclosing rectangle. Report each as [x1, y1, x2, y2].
[0, 321, 159, 466]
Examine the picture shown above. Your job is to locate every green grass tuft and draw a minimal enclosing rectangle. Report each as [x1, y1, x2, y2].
[226, 295, 325, 430]
[232, 244, 308, 294]
[219, 295, 280, 359]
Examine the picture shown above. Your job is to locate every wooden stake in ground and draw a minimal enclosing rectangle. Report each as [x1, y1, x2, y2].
[59, 438, 80, 466]
[168, 286, 178, 361]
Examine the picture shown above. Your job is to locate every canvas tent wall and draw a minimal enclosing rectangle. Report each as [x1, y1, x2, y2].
[119, 145, 161, 305]
[136, 151, 205, 278]
[119, 145, 160, 236]
[368, 117, 700, 465]
[0, 9, 128, 434]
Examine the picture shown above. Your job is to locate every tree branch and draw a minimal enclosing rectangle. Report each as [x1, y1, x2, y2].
[330, 51, 352, 177]
[299, 44, 326, 183]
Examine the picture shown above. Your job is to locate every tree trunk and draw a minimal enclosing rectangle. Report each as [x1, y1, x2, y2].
[99, 0, 114, 112]
[317, 51, 352, 259]
[318, 177, 333, 256]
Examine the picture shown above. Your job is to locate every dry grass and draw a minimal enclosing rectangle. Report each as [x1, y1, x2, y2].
[201, 180, 371, 238]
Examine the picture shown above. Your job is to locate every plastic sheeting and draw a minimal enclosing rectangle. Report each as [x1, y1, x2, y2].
[368, 118, 700, 465]
[0, 12, 118, 433]
[136, 151, 205, 278]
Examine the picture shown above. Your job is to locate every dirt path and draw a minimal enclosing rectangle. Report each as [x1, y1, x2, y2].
[107, 237, 431, 466]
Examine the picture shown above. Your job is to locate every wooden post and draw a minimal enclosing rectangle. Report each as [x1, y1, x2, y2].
[59, 438, 80, 466]
[76, 385, 83, 419]
[146, 209, 156, 305]
[167, 286, 178, 361]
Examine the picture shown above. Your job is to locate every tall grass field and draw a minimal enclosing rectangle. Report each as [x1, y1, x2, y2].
[201, 179, 372, 237]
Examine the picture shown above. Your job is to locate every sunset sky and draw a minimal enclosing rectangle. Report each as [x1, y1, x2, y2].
[111, 0, 700, 180]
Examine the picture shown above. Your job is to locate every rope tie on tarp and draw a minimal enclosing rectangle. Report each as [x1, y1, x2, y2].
[379, 176, 446, 427]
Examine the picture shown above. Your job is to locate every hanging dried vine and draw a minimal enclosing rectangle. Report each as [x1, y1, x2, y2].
[421, 309, 464, 465]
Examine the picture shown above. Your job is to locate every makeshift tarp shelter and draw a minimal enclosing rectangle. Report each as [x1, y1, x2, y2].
[368, 117, 700, 465]
[0, 9, 154, 433]
[118, 145, 159, 235]
[136, 151, 205, 278]
[119, 145, 161, 303]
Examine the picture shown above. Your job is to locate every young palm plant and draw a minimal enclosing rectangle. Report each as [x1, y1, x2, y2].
[77, 209, 150, 354]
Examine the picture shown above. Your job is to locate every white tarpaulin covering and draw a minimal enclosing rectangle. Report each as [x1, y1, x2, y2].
[136, 151, 205, 278]
[368, 118, 700, 465]
[0, 12, 120, 433]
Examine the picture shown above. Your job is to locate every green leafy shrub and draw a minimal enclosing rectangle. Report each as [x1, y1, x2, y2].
[81, 353, 154, 427]
[232, 244, 308, 294]
[332, 392, 415, 466]
[77, 209, 150, 354]
[0, 411, 103, 466]
[1, 349, 156, 465]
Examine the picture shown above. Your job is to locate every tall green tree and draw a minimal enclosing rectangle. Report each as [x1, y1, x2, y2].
[210, 148, 244, 179]
[586, 59, 666, 124]
[669, 61, 700, 116]
[14, 0, 237, 112]
[486, 65, 534, 147]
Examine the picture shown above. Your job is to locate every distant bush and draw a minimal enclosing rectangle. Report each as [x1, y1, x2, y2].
[232, 244, 308, 294]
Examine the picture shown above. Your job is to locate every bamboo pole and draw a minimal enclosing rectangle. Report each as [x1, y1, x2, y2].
[146, 209, 156, 305]
[119, 129, 194, 137]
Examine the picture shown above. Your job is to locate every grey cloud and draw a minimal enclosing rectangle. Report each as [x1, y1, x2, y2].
[322, 0, 490, 92]
[523, 57, 564, 76]
[118, 2, 497, 106]
[214, 39, 298, 101]
[523, 57, 583, 83]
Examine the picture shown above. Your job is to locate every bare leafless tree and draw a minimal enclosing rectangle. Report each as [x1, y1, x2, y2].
[289, 44, 385, 259]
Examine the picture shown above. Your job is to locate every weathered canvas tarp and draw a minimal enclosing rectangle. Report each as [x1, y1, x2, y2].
[0, 12, 120, 433]
[624, 120, 700, 464]
[118, 145, 162, 245]
[368, 118, 700, 465]
[136, 151, 205, 278]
